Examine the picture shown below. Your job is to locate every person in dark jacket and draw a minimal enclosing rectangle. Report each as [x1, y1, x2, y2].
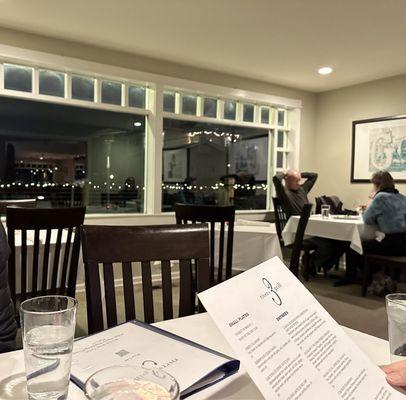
[0, 222, 17, 353]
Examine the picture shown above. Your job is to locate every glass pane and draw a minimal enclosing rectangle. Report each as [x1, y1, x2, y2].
[0, 96, 145, 214]
[4, 64, 32, 92]
[72, 75, 95, 101]
[182, 94, 197, 115]
[162, 118, 268, 211]
[128, 86, 146, 108]
[39, 69, 65, 97]
[203, 98, 217, 118]
[260, 107, 270, 124]
[278, 109, 285, 126]
[224, 100, 236, 120]
[101, 81, 122, 105]
[163, 91, 176, 113]
[243, 104, 254, 122]
[276, 151, 284, 168]
[277, 130, 284, 148]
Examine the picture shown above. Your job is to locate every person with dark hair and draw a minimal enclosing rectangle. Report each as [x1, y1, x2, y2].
[0, 223, 17, 353]
[363, 170, 406, 255]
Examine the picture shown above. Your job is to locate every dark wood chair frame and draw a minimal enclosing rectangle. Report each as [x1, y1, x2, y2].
[6, 206, 85, 318]
[81, 224, 210, 334]
[0, 199, 36, 215]
[174, 203, 235, 285]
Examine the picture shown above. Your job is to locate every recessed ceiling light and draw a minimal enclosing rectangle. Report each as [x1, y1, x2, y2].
[134, 121, 142, 127]
[318, 66, 333, 75]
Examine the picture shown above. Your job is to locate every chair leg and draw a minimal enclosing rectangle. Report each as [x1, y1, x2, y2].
[302, 250, 310, 282]
[362, 256, 370, 297]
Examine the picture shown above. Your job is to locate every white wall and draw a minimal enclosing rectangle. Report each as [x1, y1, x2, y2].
[314, 74, 406, 208]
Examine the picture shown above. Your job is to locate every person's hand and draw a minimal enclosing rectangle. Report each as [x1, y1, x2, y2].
[382, 360, 406, 388]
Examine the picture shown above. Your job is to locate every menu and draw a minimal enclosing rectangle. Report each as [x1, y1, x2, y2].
[70, 320, 239, 398]
[199, 257, 405, 399]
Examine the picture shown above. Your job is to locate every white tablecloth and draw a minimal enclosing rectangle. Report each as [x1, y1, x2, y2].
[282, 214, 377, 254]
[0, 313, 392, 400]
[216, 222, 282, 272]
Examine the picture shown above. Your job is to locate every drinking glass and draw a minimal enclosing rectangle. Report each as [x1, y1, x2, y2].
[386, 293, 406, 362]
[20, 296, 77, 400]
[84, 365, 180, 400]
[321, 204, 330, 218]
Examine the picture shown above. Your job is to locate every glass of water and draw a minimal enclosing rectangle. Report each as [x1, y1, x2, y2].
[386, 293, 406, 362]
[20, 296, 77, 400]
[321, 204, 330, 218]
[84, 365, 180, 400]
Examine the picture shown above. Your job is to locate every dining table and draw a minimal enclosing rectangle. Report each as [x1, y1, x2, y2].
[282, 214, 377, 254]
[0, 312, 393, 399]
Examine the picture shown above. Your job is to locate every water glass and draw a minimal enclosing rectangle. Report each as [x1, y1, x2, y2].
[321, 204, 330, 218]
[386, 293, 406, 362]
[84, 365, 180, 400]
[20, 296, 77, 400]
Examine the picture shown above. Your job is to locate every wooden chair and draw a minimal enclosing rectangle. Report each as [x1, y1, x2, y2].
[289, 203, 313, 277]
[81, 224, 210, 334]
[6, 206, 85, 319]
[174, 203, 235, 285]
[362, 254, 406, 297]
[0, 199, 36, 215]
[272, 197, 288, 246]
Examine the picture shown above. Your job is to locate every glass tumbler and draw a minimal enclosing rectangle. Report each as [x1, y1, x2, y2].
[386, 293, 406, 362]
[84, 365, 180, 400]
[20, 296, 77, 400]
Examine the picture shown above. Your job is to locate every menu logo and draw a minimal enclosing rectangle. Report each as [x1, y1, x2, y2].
[261, 277, 282, 306]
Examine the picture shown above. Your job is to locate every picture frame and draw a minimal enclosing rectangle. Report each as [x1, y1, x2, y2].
[351, 115, 406, 183]
[163, 148, 188, 182]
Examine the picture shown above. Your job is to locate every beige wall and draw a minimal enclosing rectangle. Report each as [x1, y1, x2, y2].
[0, 27, 317, 175]
[314, 74, 406, 208]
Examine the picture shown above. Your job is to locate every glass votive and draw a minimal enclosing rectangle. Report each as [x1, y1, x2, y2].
[321, 204, 330, 218]
[84, 365, 180, 400]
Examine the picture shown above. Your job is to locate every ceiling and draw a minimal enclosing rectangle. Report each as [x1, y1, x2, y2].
[0, 0, 405, 92]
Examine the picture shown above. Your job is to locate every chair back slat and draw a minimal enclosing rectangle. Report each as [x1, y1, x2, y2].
[103, 263, 118, 328]
[161, 260, 173, 320]
[6, 206, 85, 319]
[272, 197, 288, 246]
[31, 229, 40, 296]
[141, 261, 154, 323]
[0, 199, 36, 215]
[174, 203, 235, 284]
[121, 262, 136, 321]
[81, 224, 210, 334]
[289, 203, 312, 276]
[218, 222, 225, 284]
[20, 230, 27, 301]
[179, 259, 193, 318]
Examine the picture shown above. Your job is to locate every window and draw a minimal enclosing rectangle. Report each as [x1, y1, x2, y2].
[71, 75, 95, 102]
[0, 96, 145, 213]
[4, 64, 33, 92]
[276, 151, 284, 169]
[203, 98, 217, 118]
[163, 91, 176, 113]
[181, 94, 197, 115]
[278, 109, 286, 126]
[260, 107, 270, 124]
[162, 119, 269, 211]
[243, 103, 254, 122]
[101, 81, 122, 105]
[277, 130, 284, 148]
[39, 69, 65, 97]
[128, 85, 146, 108]
[223, 100, 236, 120]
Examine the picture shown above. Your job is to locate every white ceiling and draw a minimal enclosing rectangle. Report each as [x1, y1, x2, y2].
[0, 0, 406, 92]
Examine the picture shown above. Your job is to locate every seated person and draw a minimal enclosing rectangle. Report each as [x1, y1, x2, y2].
[273, 170, 344, 274]
[0, 223, 17, 353]
[273, 170, 318, 217]
[363, 170, 406, 255]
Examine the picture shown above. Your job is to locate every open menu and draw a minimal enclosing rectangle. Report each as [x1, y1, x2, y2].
[70, 320, 239, 398]
[198, 257, 405, 400]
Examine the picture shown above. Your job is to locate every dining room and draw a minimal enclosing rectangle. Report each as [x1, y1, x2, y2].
[0, 1, 406, 399]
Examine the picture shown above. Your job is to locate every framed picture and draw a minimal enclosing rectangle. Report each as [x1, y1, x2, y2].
[351, 115, 406, 182]
[163, 148, 188, 182]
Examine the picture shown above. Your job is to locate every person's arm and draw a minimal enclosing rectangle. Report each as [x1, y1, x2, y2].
[362, 194, 383, 225]
[382, 360, 406, 388]
[272, 173, 294, 216]
[301, 172, 318, 194]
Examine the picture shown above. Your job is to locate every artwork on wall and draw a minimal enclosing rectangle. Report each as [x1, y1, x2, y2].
[163, 148, 188, 182]
[352, 115, 406, 182]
